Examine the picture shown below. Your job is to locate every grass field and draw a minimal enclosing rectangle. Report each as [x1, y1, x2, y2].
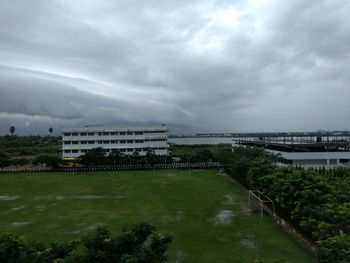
[0, 169, 315, 263]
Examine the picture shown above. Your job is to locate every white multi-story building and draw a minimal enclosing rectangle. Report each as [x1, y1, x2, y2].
[62, 125, 169, 158]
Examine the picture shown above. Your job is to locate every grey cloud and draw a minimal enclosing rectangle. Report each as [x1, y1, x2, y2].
[1, 0, 350, 134]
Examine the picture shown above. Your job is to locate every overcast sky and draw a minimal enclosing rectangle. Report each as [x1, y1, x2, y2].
[1, 0, 350, 135]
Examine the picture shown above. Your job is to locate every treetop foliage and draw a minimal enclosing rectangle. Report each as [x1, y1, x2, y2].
[217, 146, 350, 262]
[0, 223, 172, 263]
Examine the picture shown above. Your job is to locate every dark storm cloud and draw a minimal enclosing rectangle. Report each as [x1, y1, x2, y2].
[1, 0, 350, 134]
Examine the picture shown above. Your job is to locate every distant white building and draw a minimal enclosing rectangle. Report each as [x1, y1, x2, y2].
[233, 134, 350, 168]
[62, 125, 169, 158]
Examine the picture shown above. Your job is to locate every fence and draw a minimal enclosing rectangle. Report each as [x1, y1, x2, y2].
[0, 162, 222, 173]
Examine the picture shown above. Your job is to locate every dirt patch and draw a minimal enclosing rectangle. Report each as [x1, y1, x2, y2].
[211, 210, 235, 225]
[0, 196, 20, 201]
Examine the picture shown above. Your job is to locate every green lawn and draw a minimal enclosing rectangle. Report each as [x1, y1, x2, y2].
[0, 169, 315, 263]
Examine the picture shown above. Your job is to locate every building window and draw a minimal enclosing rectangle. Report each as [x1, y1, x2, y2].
[120, 149, 126, 152]
[98, 132, 102, 136]
[135, 140, 143, 143]
[120, 140, 126, 144]
[111, 132, 117, 135]
[135, 131, 143, 135]
[127, 132, 133, 135]
[72, 133, 78, 136]
[64, 150, 71, 153]
[103, 132, 110, 135]
[88, 141, 94, 144]
[80, 132, 87, 136]
[81, 141, 87, 144]
[72, 141, 78, 144]
[72, 150, 78, 153]
[98, 141, 103, 144]
[110, 140, 116, 144]
[64, 141, 71, 145]
[127, 140, 134, 143]
[127, 148, 133, 152]
[81, 149, 88, 153]
[64, 133, 71, 136]
[103, 141, 110, 144]
[120, 132, 126, 135]
[88, 132, 94, 136]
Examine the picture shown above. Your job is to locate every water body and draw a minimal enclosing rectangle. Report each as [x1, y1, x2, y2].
[169, 137, 232, 145]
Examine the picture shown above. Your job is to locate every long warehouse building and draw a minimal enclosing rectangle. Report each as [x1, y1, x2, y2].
[62, 125, 169, 158]
[233, 133, 350, 168]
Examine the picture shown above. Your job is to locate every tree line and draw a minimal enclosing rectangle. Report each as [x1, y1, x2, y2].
[216, 146, 350, 262]
[6, 126, 54, 136]
[0, 223, 172, 263]
[0, 146, 217, 169]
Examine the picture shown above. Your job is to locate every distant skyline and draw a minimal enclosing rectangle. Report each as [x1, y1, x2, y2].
[1, 0, 350, 135]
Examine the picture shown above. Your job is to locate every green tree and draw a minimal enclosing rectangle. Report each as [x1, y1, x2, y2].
[0, 152, 10, 168]
[316, 235, 350, 263]
[0, 224, 172, 263]
[32, 155, 61, 168]
[195, 149, 214, 162]
[9, 126, 15, 136]
[79, 147, 106, 166]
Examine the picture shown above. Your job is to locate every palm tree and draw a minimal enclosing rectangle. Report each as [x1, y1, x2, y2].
[49, 127, 53, 136]
[9, 126, 15, 136]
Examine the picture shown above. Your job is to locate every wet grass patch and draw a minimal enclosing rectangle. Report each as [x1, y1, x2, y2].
[0, 169, 315, 263]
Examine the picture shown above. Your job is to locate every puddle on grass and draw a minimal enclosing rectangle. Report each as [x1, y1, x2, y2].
[166, 173, 177, 177]
[11, 205, 25, 211]
[0, 196, 20, 201]
[223, 193, 248, 205]
[69, 223, 104, 234]
[36, 205, 47, 212]
[237, 233, 257, 249]
[161, 211, 184, 223]
[240, 238, 256, 249]
[192, 169, 204, 173]
[211, 210, 235, 225]
[86, 223, 104, 230]
[10, 221, 32, 227]
[34, 195, 125, 201]
[173, 250, 186, 263]
[223, 194, 235, 205]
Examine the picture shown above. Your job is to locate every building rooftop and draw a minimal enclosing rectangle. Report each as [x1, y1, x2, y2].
[233, 133, 350, 152]
[63, 124, 167, 132]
